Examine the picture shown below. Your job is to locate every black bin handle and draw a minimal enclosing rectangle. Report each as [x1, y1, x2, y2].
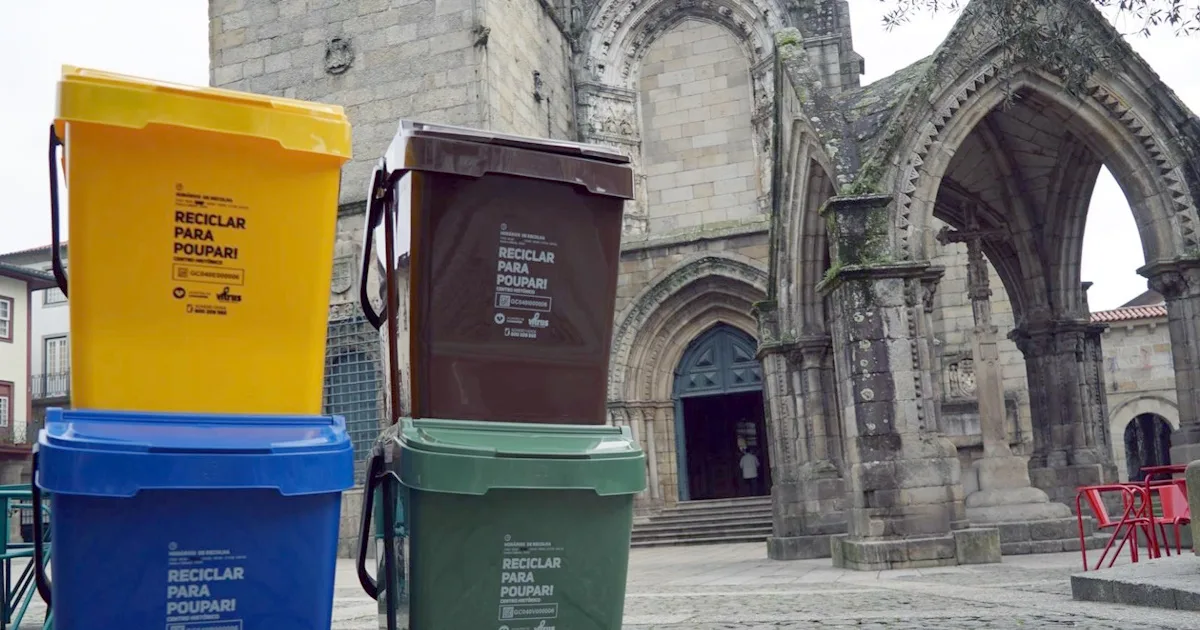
[359, 162, 391, 330]
[47, 125, 68, 297]
[31, 445, 51, 607]
[355, 451, 402, 630]
[355, 452, 383, 599]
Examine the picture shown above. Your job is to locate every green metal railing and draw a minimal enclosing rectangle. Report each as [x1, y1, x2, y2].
[0, 486, 51, 629]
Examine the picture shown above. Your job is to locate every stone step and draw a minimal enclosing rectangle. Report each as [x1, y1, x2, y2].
[633, 518, 774, 537]
[630, 497, 774, 548]
[631, 530, 772, 547]
[633, 524, 773, 541]
[661, 497, 772, 511]
[650, 507, 774, 522]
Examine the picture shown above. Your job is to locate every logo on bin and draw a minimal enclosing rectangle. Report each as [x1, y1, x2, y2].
[173, 287, 186, 299]
[528, 313, 548, 329]
[216, 287, 243, 303]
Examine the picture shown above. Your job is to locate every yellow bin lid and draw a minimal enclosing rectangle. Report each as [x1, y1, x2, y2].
[54, 65, 351, 160]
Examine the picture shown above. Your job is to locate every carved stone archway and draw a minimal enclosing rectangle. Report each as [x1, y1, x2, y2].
[1108, 395, 1179, 481]
[607, 252, 767, 504]
[883, 51, 1199, 492]
[895, 62, 1198, 270]
[609, 252, 769, 403]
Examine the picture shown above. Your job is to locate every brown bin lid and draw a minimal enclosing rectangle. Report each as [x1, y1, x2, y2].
[382, 120, 634, 199]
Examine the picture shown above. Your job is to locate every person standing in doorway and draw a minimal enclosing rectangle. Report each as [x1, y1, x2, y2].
[739, 447, 761, 496]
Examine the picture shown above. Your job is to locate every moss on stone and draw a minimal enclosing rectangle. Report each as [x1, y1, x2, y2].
[775, 28, 802, 48]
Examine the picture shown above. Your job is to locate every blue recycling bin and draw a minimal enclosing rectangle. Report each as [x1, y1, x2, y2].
[33, 408, 355, 630]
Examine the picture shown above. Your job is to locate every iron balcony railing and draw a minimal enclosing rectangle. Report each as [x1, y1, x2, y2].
[30, 372, 69, 401]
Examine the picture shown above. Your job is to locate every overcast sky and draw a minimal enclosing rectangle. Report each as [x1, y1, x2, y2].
[0, 1, 1196, 310]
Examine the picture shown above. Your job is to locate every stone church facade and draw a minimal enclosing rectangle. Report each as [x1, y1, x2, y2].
[209, 0, 1200, 567]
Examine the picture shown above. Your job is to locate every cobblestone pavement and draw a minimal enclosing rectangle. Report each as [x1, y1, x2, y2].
[13, 544, 1196, 628]
[322, 543, 1200, 629]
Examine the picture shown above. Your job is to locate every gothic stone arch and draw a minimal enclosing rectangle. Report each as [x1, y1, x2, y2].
[577, 0, 788, 234]
[609, 253, 768, 403]
[893, 60, 1199, 272]
[774, 126, 839, 337]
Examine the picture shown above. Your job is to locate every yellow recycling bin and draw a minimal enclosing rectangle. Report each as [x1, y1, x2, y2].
[50, 66, 351, 415]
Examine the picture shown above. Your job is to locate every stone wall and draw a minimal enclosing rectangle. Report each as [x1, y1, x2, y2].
[209, 0, 489, 208]
[481, 0, 574, 138]
[1100, 314, 1178, 480]
[639, 19, 760, 235]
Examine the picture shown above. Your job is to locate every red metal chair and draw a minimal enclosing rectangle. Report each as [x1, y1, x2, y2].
[1149, 479, 1192, 556]
[1076, 484, 1154, 571]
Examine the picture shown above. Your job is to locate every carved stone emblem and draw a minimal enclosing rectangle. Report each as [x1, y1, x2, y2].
[585, 98, 637, 138]
[330, 256, 353, 294]
[947, 359, 977, 397]
[325, 37, 354, 75]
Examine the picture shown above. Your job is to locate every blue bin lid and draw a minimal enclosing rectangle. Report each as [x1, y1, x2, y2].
[36, 408, 355, 497]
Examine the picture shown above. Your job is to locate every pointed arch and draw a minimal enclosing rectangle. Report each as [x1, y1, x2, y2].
[893, 58, 1198, 270]
[774, 122, 838, 336]
[608, 253, 768, 402]
[581, 0, 788, 87]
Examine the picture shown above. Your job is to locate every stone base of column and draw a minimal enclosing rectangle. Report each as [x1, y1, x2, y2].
[830, 527, 1001, 570]
[1030, 462, 1119, 509]
[965, 456, 1088, 554]
[988, 517, 1106, 555]
[767, 470, 846, 561]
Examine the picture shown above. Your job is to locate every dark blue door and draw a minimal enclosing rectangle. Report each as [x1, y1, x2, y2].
[672, 324, 764, 501]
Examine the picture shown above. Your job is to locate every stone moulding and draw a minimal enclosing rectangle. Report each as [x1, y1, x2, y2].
[608, 253, 769, 401]
[581, 0, 787, 85]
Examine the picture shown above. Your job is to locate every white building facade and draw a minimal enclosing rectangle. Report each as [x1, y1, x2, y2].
[0, 245, 72, 426]
[0, 261, 55, 481]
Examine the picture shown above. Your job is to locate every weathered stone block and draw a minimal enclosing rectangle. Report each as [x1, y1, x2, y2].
[1001, 541, 1032, 555]
[767, 534, 833, 560]
[822, 194, 894, 267]
[954, 527, 1002, 565]
[997, 521, 1031, 542]
[907, 536, 956, 561]
[854, 432, 902, 460]
[1029, 540, 1068, 554]
[1029, 517, 1079, 541]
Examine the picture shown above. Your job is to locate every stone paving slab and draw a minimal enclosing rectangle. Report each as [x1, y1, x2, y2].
[14, 544, 1200, 628]
[617, 544, 1200, 630]
[1071, 553, 1200, 611]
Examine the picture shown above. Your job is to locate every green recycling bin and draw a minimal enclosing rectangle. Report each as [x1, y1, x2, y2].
[361, 418, 646, 629]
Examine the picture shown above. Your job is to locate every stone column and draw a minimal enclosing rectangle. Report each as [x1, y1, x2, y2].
[1011, 321, 1118, 508]
[935, 222, 1072, 537]
[756, 331, 848, 560]
[654, 402, 681, 503]
[630, 403, 661, 502]
[821, 195, 999, 570]
[608, 403, 653, 507]
[1143, 260, 1200, 464]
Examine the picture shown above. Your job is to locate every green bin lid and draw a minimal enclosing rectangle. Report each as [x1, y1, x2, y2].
[396, 418, 646, 497]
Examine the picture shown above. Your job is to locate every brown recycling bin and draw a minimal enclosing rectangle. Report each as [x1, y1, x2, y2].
[360, 121, 634, 425]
